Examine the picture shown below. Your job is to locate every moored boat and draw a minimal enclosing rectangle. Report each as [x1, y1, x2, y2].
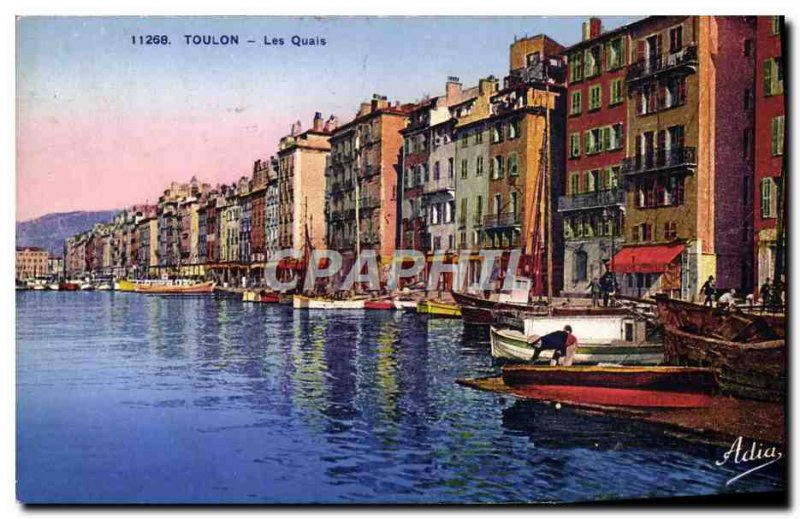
[364, 299, 393, 310]
[116, 279, 136, 292]
[490, 326, 664, 365]
[416, 300, 461, 318]
[79, 282, 94, 291]
[48, 283, 60, 291]
[392, 298, 418, 311]
[242, 290, 281, 303]
[501, 365, 717, 392]
[292, 295, 365, 310]
[134, 280, 216, 294]
[60, 281, 80, 291]
[96, 283, 113, 291]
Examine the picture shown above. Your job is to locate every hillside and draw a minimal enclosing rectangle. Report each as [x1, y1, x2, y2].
[16, 210, 120, 257]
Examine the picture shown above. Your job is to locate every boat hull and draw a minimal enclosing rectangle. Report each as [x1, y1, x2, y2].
[134, 281, 215, 294]
[292, 296, 365, 310]
[490, 327, 663, 365]
[116, 279, 136, 292]
[416, 300, 461, 318]
[364, 300, 393, 310]
[508, 384, 717, 408]
[243, 290, 280, 303]
[392, 300, 418, 311]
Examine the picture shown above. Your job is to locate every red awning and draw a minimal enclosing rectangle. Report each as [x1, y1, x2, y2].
[610, 243, 685, 274]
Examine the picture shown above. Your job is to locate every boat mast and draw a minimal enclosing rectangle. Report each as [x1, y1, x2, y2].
[544, 78, 553, 303]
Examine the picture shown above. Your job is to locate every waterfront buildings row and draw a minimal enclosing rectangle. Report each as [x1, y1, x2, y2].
[61, 16, 784, 301]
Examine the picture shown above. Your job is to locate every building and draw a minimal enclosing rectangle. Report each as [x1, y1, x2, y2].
[265, 159, 280, 262]
[616, 16, 756, 299]
[754, 16, 785, 296]
[560, 19, 628, 296]
[453, 76, 499, 286]
[249, 158, 270, 284]
[327, 97, 411, 279]
[48, 256, 64, 278]
[16, 246, 49, 281]
[485, 34, 567, 295]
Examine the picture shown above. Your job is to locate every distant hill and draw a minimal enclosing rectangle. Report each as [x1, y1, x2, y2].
[16, 210, 120, 256]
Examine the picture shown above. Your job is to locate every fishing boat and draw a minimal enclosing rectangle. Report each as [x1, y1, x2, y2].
[79, 282, 94, 291]
[490, 326, 664, 365]
[292, 295, 366, 310]
[60, 281, 80, 291]
[416, 300, 461, 318]
[96, 283, 113, 291]
[115, 279, 136, 292]
[134, 280, 215, 294]
[364, 299, 394, 310]
[392, 298, 418, 311]
[501, 365, 717, 392]
[242, 290, 281, 303]
[48, 283, 60, 291]
[654, 294, 785, 402]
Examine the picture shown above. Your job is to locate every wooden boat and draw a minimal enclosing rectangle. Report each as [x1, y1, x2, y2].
[502, 365, 717, 392]
[96, 283, 113, 291]
[292, 295, 365, 310]
[79, 282, 94, 291]
[60, 281, 79, 291]
[654, 295, 785, 402]
[242, 290, 280, 303]
[116, 279, 136, 292]
[504, 384, 717, 409]
[490, 326, 664, 365]
[392, 298, 418, 311]
[416, 300, 461, 318]
[364, 299, 394, 310]
[134, 280, 215, 294]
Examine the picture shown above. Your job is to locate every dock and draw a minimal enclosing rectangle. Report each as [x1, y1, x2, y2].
[457, 376, 784, 445]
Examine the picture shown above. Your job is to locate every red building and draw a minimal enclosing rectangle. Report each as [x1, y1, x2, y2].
[559, 18, 628, 295]
[754, 16, 785, 296]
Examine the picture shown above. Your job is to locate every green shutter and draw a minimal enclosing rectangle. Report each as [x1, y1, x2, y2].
[584, 132, 591, 154]
[764, 59, 773, 96]
[602, 127, 611, 151]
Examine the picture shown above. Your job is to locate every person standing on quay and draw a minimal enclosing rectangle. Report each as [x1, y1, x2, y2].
[599, 267, 616, 307]
[759, 278, 772, 311]
[586, 277, 602, 307]
[700, 275, 716, 307]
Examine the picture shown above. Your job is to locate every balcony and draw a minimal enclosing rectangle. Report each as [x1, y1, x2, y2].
[626, 44, 698, 83]
[483, 212, 521, 230]
[621, 147, 697, 176]
[558, 188, 625, 212]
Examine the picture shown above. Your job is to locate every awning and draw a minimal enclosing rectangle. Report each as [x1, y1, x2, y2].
[610, 243, 685, 274]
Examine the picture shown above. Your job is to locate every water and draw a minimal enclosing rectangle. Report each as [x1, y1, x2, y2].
[16, 292, 784, 504]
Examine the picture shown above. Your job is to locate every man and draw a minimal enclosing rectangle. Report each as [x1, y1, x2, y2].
[586, 277, 602, 307]
[599, 268, 616, 307]
[530, 325, 579, 366]
[759, 278, 772, 311]
[717, 288, 737, 311]
[700, 275, 716, 307]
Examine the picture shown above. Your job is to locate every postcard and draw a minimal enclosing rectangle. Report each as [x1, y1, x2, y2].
[15, 15, 786, 505]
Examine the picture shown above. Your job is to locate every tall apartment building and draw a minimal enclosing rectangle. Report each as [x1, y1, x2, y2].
[612, 16, 756, 300]
[327, 97, 411, 275]
[754, 16, 785, 295]
[560, 19, 628, 296]
[485, 35, 567, 295]
[277, 113, 335, 258]
[16, 246, 49, 281]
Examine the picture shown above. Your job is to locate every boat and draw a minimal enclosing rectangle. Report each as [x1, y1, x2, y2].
[60, 281, 80, 291]
[96, 283, 113, 291]
[48, 283, 60, 291]
[79, 282, 94, 291]
[364, 299, 394, 310]
[391, 296, 419, 311]
[32, 283, 46, 291]
[242, 290, 281, 303]
[490, 326, 664, 365]
[654, 294, 785, 402]
[116, 279, 136, 292]
[134, 280, 216, 294]
[501, 365, 717, 392]
[292, 295, 365, 310]
[416, 300, 461, 318]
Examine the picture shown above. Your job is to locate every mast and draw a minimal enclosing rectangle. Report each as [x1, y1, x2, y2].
[544, 79, 553, 302]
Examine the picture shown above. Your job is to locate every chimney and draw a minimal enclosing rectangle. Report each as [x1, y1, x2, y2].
[312, 111, 324, 131]
[445, 76, 462, 104]
[586, 17, 602, 40]
[358, 102, 371, 117]
[324, 115, 338, 132]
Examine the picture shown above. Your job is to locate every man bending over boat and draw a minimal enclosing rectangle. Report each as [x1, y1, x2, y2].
[530, 325, 578, 366]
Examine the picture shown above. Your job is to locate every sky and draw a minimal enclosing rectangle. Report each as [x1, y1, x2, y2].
[16, 16, 638, 222]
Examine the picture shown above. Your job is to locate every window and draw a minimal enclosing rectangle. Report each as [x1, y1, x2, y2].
[743, 38, 752, 57]
[569, 133, 581, 158]
[569, 52, 583, 82]
[663, 221, 677, 240]
[743, 88, 751, 109]
[772, 116, 785, 156]
[475, 195, 483, 220]
[570, 90, 582, 115]
[476, 156, 484, 176]
[492, 156, 505, 179]
[491, 124, 503, 143]
[461, 159, 468, 179]
[493, 193, 501, 215]
[433, 161, 441, 180]
[588, 84, 601, 111]
[606, 166, 620, 190]
[669, 25, 683, 53]
[743, 128, 753, 160]
[461, 134, 469, 148]
[423, 163, 429, 182]
[772, 16, 781, 36]
[584, 170, 599, 193]
[763, 58, 784, 96]
[605, 37, 625, 70]
[609, 123, 624, 150]
[584, 128, 602, 155]
[448, 158, 454, 178]
[474, 131, 483, 145]
[665, 76, 687, 108]
[575, 250, 588, 282]
[508, 120, 520, 139]
[508, 153, 518, 177]
[584, 46, 601, 78]
[569, 172, 580, 195]
[761, 178, 778, 218]
[610, 78, 624, 105]
[510, 192, 518, 217]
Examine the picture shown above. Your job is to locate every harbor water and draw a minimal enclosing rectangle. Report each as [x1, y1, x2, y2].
[16, 292, 783, 503]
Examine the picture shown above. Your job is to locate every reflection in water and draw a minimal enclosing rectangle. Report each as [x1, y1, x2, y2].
[16, 292, 784, 504]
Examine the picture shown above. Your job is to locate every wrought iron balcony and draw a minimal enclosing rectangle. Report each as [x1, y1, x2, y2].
[621, 146, 697, 176]
[626, 44, 698, 83]
[483, 212, 521, 229]
[557, 188, 625, 212]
